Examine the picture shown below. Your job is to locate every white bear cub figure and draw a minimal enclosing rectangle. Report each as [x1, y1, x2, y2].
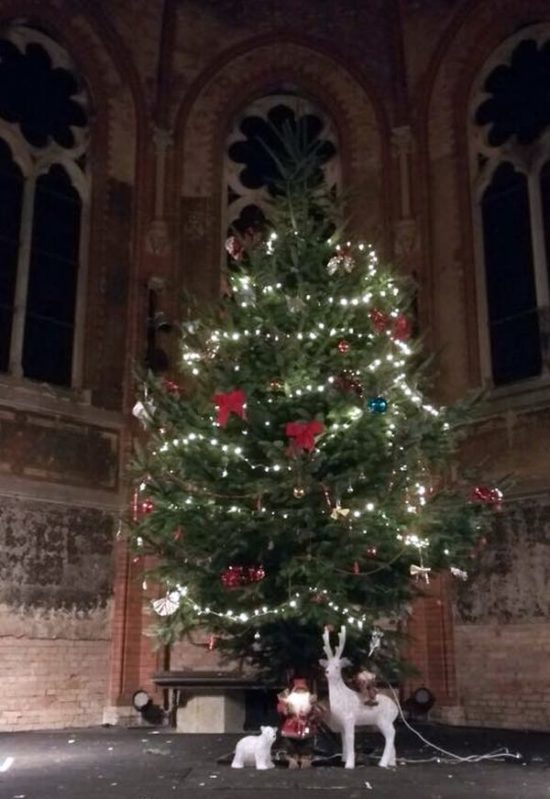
[231, 725, 277, 770]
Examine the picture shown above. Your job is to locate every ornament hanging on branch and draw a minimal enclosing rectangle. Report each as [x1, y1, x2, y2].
[220, 564, 265, 588]
[213, 389, 247, 426]
[321, 484, 333, 509]
[225, 235, 245, 262]
[367, 396, 388, 414]
[268, 377, 284, 393]
[311, 592, 325, 605]
[132, 397, 155, 428]
[326, 244, 355, 276]
[410, 564, 431, 583]
[391, 314, 411, 341]
[470, 485, 503, 510]
[285, 420, 324, 453]
[163, 378, 182, 395]
[337, 339, 351, 354]
[132, 489, 154, 521]
[450, 566, 468, 581]
[369, 308, 390, 333]
[293, 486, 306, 498]
[151, 589, 182, 617]
[287, 295, 306, 314]
[468, 536, 488, 559]
[334, 371, 363, 397]
[330, 504, 350, 521]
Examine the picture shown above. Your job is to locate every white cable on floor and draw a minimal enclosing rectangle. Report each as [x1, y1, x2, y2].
[384, 682, 523, 765]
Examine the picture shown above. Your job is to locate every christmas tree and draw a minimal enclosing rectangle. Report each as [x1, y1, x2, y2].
[130, 133, 498, 685]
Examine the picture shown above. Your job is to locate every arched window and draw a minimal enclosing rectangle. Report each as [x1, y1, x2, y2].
[470, 29, 550, 387]
[224, 89, 340, 240]
[0, 25, 89, 388]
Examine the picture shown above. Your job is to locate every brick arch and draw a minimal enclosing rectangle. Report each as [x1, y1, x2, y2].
[418, 0, 550, 396]
[406, 0, 550, 723]
[0, 0, 146, 177]
[0, 0, 148, 408]
[174, 37, 389, 298]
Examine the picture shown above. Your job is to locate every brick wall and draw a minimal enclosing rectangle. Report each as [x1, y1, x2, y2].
[406, 496, 550, 731]
[0, 636, 111, 731]
[0, 497, 116, 731]
[454, 623, 550, 730]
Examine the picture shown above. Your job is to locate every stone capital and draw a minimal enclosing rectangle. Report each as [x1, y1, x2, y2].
[391, 125, 412, 158]
[152, 126, 173, 153]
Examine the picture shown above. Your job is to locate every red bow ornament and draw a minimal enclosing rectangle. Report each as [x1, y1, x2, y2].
[225, 235, 245, 261]
[391, 314, 411, 341]
[285, 420, 324, 452]
[213, 389, 246, 426]
[470, 485, 503, 510]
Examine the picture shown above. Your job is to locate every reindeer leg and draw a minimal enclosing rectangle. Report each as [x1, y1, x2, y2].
[376, 719, 396, 768]
[342, 722, 355, 769]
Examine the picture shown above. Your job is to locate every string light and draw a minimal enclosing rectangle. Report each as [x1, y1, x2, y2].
[153, 585, 369, 628]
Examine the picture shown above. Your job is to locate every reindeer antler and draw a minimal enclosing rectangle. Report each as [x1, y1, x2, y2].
[335, 626, 347, 658]
[322, 626, 334, 659]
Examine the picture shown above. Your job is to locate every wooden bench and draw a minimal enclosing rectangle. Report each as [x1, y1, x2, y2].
[153, 670, 276, 732]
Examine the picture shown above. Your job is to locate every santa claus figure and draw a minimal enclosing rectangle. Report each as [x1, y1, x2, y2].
[277, 678, 319, 740]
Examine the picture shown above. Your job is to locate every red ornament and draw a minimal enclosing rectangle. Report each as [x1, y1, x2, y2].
[173, 527, 183, 541]
[285, 420, 325, 453]
[311, 592, 325, 604]
[352, 561, 360, 575]
[220, 564, 265, 588]
[468, 536, 489, 560]
[470, 486, 503, 510]
[225, 235, 244, 261]
[207, 634, 217, 651]
[366, 546, 377, 558]
[132, 489, 154, 520]
[213, 389, 246, 426]
[392, 314, 411, 341]
[369, 308, 390, 333]
[334, 371, 363, 397]
[163, 378, 182, 395]
[337, 339, 350, 354]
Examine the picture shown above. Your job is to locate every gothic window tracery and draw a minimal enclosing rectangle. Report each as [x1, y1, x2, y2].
[225, 91, 339, 239]
[0, 24, 89, 387]
[470, 27, 550, 387]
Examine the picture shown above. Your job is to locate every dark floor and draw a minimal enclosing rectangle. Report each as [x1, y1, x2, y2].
[1, 721, 549, 799]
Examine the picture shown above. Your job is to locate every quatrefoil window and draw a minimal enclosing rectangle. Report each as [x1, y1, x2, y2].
[475, 38, 550, 147]
[225, 94, 339, 235]
[0, 37, 87, 149]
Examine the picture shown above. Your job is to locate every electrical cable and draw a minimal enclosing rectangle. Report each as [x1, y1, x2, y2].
[383, 681, 523, 765]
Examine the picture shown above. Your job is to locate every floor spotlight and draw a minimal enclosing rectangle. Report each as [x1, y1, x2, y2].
[132, 689, 166, 725]
[403, 686, 436, 719]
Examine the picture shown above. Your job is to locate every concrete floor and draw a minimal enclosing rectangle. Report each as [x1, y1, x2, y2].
[1, 722, 549, 799]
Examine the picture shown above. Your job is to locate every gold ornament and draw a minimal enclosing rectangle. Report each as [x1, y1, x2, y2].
[293, 486, 305, 498]
[269, 377, 284, 392]
[330, 504, 350, 520]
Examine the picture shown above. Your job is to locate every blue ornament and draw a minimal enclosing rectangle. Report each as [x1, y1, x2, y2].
[367, 396, 388, 414]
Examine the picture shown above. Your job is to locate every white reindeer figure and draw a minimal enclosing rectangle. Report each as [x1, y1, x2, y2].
[320, 626, 398, 769]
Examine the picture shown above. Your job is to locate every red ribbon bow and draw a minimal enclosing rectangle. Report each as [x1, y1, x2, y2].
[213, 389, 246, 426]
[285, 420, 324, 452]
[470, 485, 503, 509]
